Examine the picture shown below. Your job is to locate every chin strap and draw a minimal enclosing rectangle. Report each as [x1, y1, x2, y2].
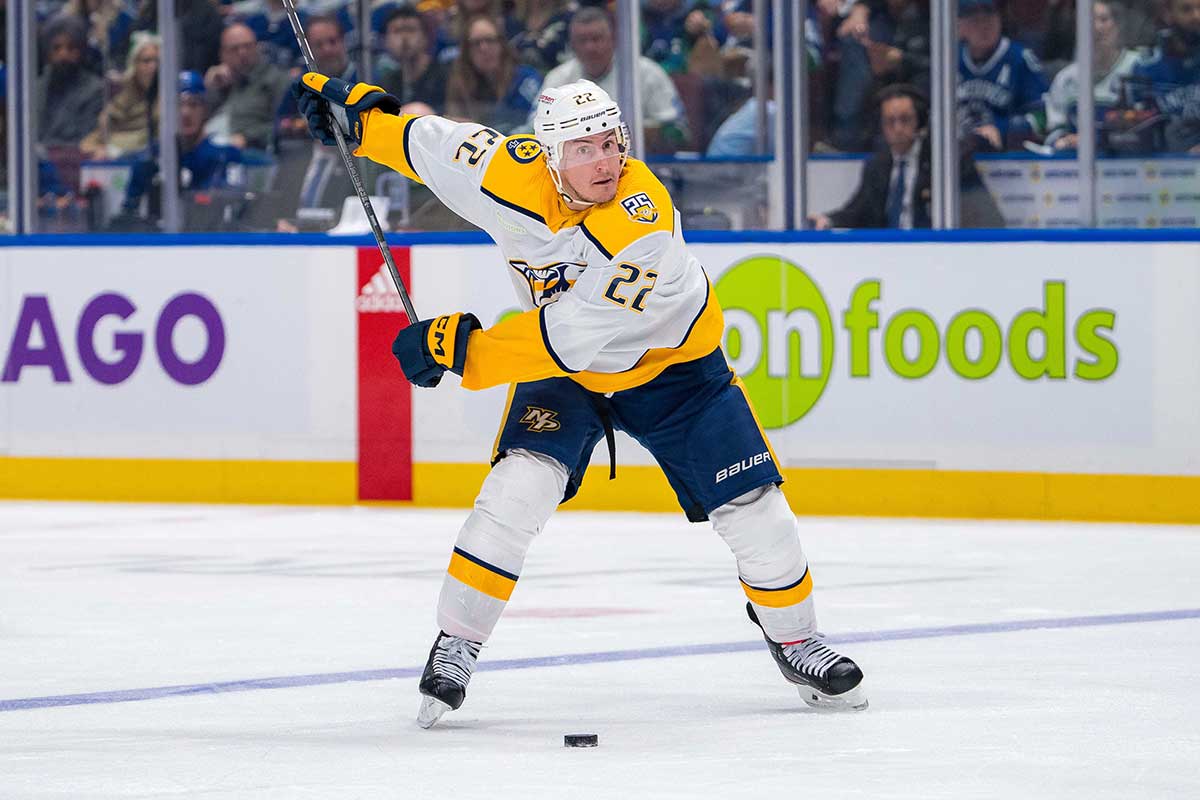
[548, 162, 596, 209]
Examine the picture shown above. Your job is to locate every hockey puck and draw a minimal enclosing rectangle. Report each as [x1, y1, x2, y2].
[564, 733, 599, 748]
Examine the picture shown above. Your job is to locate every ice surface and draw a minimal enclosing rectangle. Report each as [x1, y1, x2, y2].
[1, 502, 1198, 799]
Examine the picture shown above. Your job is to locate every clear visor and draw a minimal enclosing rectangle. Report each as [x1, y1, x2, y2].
[557, 130, 626, 170]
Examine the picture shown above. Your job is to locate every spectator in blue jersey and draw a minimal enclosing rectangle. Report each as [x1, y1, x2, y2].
[511, 0, 574, 73]
[234, 0, 305, 69]
[121, 71, 244, 217]
[642, 0, 727, 76]
[444, 14, 541, 135]
[957, 0, 1048, 152]
[1132, 0, 1200, 152]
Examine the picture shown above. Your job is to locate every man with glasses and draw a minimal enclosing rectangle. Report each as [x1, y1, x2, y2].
[203, 22, 291, 151]
[811, 84, 1003, 228]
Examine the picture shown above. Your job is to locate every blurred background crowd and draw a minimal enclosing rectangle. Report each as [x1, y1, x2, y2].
[2, 0, 1199, 233]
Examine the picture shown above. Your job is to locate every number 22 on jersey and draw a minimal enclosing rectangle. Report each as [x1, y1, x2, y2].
[604, 264, 658, 313]
[454, 128, 501, 167]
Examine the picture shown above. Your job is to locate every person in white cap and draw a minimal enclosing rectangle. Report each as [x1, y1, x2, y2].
[293, 71, 869, 728]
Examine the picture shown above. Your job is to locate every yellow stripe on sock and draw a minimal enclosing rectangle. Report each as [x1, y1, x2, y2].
[741, 569, 813, 608]
[447, 551, 517, 601]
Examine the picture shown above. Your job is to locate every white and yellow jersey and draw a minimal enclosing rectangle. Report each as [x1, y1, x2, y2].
[354, 109, 723, 393]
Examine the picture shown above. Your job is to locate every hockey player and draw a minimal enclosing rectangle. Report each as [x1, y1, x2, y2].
[957, 0, 1048, 151]
[292, 72, 867, 726]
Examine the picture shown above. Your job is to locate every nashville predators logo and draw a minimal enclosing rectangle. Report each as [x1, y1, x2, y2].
[507, 137, 543, 164]
[520, 406, 561, 432]
[620, 192, 659, 224]
[509, 259, 586, 307]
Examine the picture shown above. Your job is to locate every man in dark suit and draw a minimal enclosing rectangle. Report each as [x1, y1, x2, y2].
[810, 84, 1004, 229]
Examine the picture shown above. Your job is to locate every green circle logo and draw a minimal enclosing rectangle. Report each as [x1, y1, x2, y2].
[714, 256, 833, 428]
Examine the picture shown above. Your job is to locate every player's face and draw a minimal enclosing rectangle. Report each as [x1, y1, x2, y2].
[1172, 0, 1200, 36]
[881, 96, 919, 154]
[959, 10, 1002, 57]
[560, 131, 622, 204]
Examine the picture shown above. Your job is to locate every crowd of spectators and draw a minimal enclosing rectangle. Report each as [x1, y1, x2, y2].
[816, 0, 1200, 157]
[6, 0, 1200, 232]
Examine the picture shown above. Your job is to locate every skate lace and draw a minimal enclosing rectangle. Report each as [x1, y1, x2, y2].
[781, 636, 843, 680]
[431, 635, 481, 687]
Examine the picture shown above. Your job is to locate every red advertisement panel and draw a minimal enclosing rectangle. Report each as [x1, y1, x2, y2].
[356, 247, 412, 500]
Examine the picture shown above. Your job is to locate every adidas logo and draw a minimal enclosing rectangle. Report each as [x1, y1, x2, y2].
[357, 264, 408, 313]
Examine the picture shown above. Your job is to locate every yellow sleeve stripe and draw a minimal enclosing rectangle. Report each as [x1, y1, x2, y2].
[353, 110, 423, 184]
[740, 568, 814, 609]
[447, 547, 518, 602]
[460, 308, 568, 391]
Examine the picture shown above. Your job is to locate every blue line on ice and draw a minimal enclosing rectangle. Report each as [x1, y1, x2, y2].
[3, 608, 1198, 713]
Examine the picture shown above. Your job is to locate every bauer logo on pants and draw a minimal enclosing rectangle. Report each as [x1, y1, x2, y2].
[520, 406, 561, 432]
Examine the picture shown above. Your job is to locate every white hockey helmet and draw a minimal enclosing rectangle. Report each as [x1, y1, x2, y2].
[533, 80, 629, 204]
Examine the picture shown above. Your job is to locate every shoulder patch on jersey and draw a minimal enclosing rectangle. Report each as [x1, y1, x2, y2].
[481, 136, 583, 230]
[506, 136, 543, 164]
[620, 192, 660, 224]
[580, 160, 674, 259]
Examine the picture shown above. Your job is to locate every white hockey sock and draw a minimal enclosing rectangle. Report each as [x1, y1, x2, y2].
[710, 484, 818, 644]
[436, 449, 568, 643]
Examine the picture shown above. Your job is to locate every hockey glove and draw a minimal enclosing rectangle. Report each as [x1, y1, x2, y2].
[392, 312, 482, 388]
[292, 73, 401, 146]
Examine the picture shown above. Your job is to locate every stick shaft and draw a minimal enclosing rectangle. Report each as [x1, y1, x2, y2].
[281, 0, 418, 323]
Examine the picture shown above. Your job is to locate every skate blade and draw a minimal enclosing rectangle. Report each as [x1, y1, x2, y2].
[416, 696, 452, 729]
[797, 682, 868, 712]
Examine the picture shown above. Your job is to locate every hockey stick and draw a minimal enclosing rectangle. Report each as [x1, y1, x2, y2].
[280, 0, 418, 323]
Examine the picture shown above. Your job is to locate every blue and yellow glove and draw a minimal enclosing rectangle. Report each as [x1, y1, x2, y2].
[392, 313, 482, 388]
[292, 72, 401, 146]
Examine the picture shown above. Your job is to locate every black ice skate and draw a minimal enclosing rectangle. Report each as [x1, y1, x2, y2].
[746, 602, 868, 711]
[416, 631, 482, 728]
